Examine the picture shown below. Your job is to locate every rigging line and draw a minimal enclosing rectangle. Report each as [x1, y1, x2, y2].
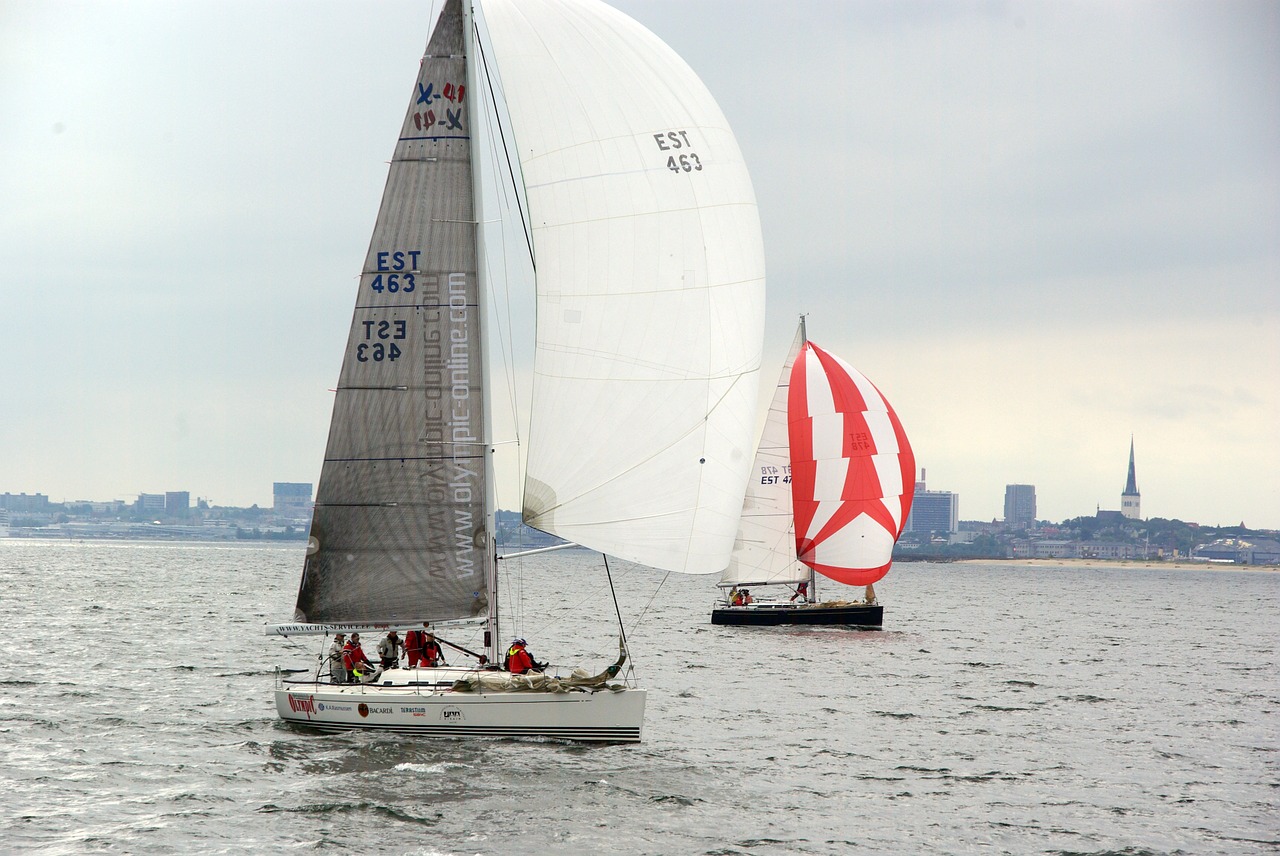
[470, 9, 523, 484]
[503, 543, 524, 639]
[471, 62, 518, 452]
[474, 14, 535, 269]
[602, 554, 629, 656]
[423, 0, 440, 57]
[476, 95, 522, 460]
[469, 10, 531, 649]
[516, 559, 634, 661]
[630, 568, 672, 634]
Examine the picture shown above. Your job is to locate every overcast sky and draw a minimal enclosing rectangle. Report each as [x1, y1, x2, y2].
[2, 0, 1277, 529]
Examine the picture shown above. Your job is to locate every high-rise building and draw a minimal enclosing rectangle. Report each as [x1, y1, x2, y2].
[274, 482, 314, 521]
[0, 493, 50, 513]
[905, 469, 959, 534]
[1121, 437, 1141, 519]
[1003, 484, 1036, 527]
[165, 491, 190, 517]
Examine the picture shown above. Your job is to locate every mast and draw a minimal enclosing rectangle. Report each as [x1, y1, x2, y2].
[463, 0, 500, 667]
[797, 314, 817, 603]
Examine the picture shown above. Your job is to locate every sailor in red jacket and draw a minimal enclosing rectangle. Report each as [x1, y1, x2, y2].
[404, 625, 427, 668]
[504, 638, 544, 675]
[423, 632, 447, 667]
[342, 632, 381, 683]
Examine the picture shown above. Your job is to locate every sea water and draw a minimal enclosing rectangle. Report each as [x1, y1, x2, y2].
[0, 539, 1275, 855]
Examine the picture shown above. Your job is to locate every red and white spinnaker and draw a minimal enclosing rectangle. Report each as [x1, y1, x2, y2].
[787, 342, 915, 586]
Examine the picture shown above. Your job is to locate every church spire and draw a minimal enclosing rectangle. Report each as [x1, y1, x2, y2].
[1121, 436, 1140, 519]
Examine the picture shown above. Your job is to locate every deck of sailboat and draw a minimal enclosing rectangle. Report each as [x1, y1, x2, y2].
[710, 601, 883, 627]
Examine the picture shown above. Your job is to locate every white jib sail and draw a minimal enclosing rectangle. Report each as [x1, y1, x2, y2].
[720, 324, 811, 588]
[482, 0, 766, 574]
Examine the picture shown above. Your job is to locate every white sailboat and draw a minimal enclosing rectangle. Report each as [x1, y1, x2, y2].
[267, 0, 765, 742]
[713, 318, 914, 627]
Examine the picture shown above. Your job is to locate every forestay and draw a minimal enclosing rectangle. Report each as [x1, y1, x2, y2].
[294, 0, 490, 625]
[482, 0, 766, 574]
[788, 344, 915, 585]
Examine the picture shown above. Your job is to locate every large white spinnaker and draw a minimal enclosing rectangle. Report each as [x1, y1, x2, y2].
[482, 0, 766, 574]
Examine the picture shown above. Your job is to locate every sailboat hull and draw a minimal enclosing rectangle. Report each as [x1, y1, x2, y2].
[274, 671, 646, 743]
[710, 603, 883, 627]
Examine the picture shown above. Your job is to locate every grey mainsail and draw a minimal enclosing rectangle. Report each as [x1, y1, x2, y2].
[294, 0, 489, 625]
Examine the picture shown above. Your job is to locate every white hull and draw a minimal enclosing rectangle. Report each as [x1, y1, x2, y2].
[275, 667, 645, 743]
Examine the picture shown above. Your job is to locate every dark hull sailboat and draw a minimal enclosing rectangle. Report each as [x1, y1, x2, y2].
[716, 319, 915, 627]
[710, 602, 882, 627]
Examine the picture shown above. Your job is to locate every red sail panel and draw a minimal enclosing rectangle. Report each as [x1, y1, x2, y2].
[787, 342, 915, 586]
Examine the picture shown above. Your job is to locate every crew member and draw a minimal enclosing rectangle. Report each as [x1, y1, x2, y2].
[343, 632, 381, 683]
[328, 632, 347, 683]
[423, 632, 447, 667]
[404, 624, 427, 668]
[377, 630, 403, 670]
[504, 638, 544, 675]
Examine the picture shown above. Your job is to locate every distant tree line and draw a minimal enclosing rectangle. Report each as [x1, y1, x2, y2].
[894, 517, 1270, 561]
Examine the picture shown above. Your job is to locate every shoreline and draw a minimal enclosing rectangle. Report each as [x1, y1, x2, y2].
[945, 557, 1278, 573]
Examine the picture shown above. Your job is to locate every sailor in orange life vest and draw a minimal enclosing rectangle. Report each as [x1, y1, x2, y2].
[504, 639, 545, 675]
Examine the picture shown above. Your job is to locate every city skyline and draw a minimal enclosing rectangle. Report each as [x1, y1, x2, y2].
[6, 440, 1270, 531]
[2, 1, 1276, 528]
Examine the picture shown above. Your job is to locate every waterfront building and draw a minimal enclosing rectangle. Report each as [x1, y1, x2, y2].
[165, 491, 190, 517]
[1079, 541, 1141, 560]
[1003, 484, 1037, 527]
[1193, 538, 1280, 565]
[905, 469, 959, 535]
[0, 492, 50, 513]
[273, 482, 313, 522]
[137, 493, 166, 513]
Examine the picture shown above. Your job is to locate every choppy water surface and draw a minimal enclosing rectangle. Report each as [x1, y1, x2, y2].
[0, 539, 1275, 854]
